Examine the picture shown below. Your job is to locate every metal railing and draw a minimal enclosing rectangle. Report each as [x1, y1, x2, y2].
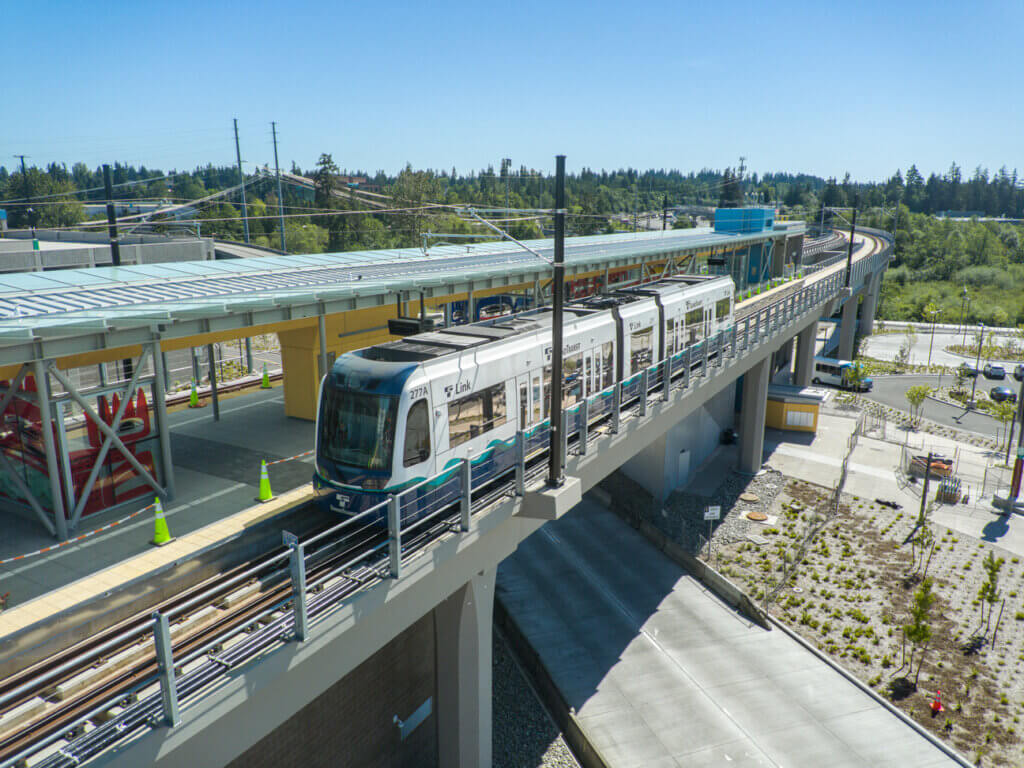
[1, 237, 893, 768]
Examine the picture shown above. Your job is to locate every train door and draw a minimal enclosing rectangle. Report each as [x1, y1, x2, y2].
[583, 352, 593, 398]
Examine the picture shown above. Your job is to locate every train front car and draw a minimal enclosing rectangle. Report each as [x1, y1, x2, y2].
[314, 352, 430, 518]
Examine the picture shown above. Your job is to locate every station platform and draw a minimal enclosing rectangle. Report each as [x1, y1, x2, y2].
[496, 498, 957, 768]
[0, 384, 316, 612]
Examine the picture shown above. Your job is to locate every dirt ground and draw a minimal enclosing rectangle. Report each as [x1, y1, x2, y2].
[708, 477, 1024, 766]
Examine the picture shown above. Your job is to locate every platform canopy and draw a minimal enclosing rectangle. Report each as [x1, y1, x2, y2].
[0, 225, 802, 365]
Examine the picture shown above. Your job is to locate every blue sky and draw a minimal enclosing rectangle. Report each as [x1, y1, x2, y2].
[2, 0, 1021, 182]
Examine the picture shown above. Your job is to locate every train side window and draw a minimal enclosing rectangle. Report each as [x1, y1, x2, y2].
[520, 383, 528, 427]
[630, 326, 653, 374]
[602, 341, 614, 388]
[448, 383, 508, 449]
[403, 399, 431, 466]
[715, 298, 731, 321]
[563, 353, 582, 407]
[666, 318, 675, 356]
[532, 374, 542, 423]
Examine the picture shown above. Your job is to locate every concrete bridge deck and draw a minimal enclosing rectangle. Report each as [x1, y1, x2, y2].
[497, 497, 958, 768]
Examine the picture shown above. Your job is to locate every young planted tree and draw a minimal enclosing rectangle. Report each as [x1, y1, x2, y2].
[978, 551, 1004, 637]
[905, 385, 932, 427]
[992, 399, 1017, 451]
[846, 360, 868, 391]
[904, 577, 937, 687]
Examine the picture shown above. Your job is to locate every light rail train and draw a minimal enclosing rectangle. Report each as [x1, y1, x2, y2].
[313, 275, 735, 517]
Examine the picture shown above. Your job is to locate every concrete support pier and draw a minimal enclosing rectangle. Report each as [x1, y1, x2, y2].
[620, 388, 735, 502]
[738, 357, 770, 474]
[435, 567, 496, 768]
[838, 295, 858, 360]
[793, 321, 817, 387]
[860, 274, 881, 336]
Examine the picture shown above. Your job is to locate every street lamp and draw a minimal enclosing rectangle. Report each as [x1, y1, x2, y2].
[969, 322, 985, 408]
[959, 286, 969, 345]
[926, 307, 942, 367]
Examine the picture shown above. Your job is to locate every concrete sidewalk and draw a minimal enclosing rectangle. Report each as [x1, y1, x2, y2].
[497, 499, 957, 767]
[762, 411, 1024, 558]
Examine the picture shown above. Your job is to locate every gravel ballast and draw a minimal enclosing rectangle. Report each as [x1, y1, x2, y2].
[492, 629, 579, 768]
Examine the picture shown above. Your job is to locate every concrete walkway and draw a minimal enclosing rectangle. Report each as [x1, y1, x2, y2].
[0, 385, 315, 608]
[497, 499, 957, 767]
[764, 411, 1024, 559]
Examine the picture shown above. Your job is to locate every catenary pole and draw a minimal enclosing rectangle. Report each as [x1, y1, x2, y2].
[271, 121, 287, 252]
[233, 119, 250, 244]
[844, 193, 858, 289]
[103, 164, 121, 267]
[547, 155, 566, 487]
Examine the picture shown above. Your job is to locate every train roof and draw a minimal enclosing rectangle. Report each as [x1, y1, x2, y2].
[351, 275, 733, 365]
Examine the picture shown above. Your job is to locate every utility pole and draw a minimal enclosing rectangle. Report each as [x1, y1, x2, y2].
[844, 193, 858, 289]
[102, 164, 121, 267]
[959, 286, 969, 343]
[14, 154, 32, 230]
[547, 155, 566, 488]
[504, 157, 511, 220]
[271, 121, 286, 252]
[738, 156, 747, 204]
[233, 119, 250, 244]
[633, 182, 638, 232]
[1009, 377, 1024, 500]
[662, 195, 668, 231]
[970, 323, 984, 407]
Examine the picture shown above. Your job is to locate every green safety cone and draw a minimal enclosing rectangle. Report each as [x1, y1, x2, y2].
[151, 498, 173, 546]
[188, 379, 200, 408]
[257, 460, 274, 503]
[260, 363, 272, 389]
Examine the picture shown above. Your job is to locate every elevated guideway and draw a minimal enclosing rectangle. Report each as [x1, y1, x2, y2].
[0, 229, 892, 768]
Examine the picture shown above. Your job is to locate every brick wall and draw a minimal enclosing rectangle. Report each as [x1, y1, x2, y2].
[227, 612, 438, 768]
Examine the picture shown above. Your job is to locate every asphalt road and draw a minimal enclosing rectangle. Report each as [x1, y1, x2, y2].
[860, 373, 1012, 439]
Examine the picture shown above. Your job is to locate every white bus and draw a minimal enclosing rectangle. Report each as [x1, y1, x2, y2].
[812, 356, 872, 391]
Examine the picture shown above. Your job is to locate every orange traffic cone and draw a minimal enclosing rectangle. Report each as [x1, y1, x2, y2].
[931, 690, 944, 716]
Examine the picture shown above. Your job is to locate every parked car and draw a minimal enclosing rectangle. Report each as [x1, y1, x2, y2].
[983, 363, 1006, 380]
[959, 362, 980, 378]
[1013, 364, 1024, 382]
[990, 386, 1017, 404]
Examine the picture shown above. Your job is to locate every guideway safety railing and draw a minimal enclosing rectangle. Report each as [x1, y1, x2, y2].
[0, 241, 891, 768]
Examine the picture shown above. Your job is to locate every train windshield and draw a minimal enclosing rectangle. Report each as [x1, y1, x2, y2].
[319, 387, 398, 472]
